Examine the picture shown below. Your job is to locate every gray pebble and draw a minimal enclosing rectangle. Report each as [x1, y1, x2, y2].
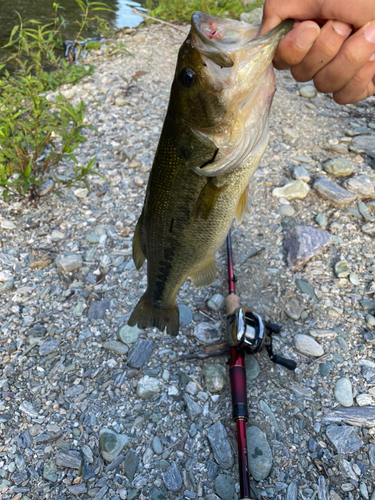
[334, 260, 350, 278]
[68, 484, 87, 494]
[55, 253, 83, 273]
[193, 322, 221, 345]
[162, 462, 182, 491]
[202, 362, 226, 392]
[313, 177, 357, 206]
[55, 449, 82, 469]
[19, 401, 39, 419]
[207, 421, 234, 470]
[315, 213, 327, 227]
[0, 279, 15, 293]
[15, 454, 26, 471]
[358, 201, 375, 221]
[103, 341, 128, 355]
[207, 293, 225, 312]
[294, 334, 324, 357]
[150, 490, 166, 500]
[296, 279, 317, 300]
[323, 158, 354, 177]
[309, 438, 317, 453]
[245, 355, 260, 380]
[344, 176, 375, 197]
[284, 225, 332, 270]
[319, 362, 332, 377]
[326, 425, 363, 454]
[99, 428, 129, 462]
[272, 180, 310, 200]
[123, 451, 139, 481]
[293, 165, 310, 182]
[39, 340, 60, 356]
[334, 378, 353, 407]
[106, 454, 125, 472]
[214, 474, 236, 500]
[207, 459, 220, 479]
[184, 394, 202, 420]
[127, 338, 153, 368]
[299, 84, 316, 98]
[152, 436, 163, 455]
[337, 337, 349, 351]
[349, 272, 359, 285]
[88, 300, 110, 320]
[285, 297, 303, 320]
[136, 375, 162, 399]
[279, 205, 295, 216]
[43, 459, 58, 482]
[178, 304, 193, 325]
[118, 324, 141, 344]
[247, 426, 273, 480]
[285, 481, 298, 500]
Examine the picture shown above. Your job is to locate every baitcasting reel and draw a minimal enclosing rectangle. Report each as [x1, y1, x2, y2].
[227, 307, 297, 371]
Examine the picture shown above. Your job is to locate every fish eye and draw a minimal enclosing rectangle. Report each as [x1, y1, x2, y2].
[179, 67, 196, 88]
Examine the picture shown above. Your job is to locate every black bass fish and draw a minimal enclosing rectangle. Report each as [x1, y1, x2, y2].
[129, 12, 293, 335]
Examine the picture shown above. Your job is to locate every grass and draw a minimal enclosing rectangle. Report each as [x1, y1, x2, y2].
[145, 0, 265, 23]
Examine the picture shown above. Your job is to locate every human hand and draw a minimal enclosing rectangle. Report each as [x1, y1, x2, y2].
[261, 0, 375, 104]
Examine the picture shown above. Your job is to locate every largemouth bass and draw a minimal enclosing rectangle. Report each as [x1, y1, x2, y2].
[128, 12, 293, 336]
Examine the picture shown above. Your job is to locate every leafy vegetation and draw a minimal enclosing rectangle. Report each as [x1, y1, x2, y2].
[145, 0, 265, 23]
[0, 0, 115, 202]
[0, 75, 101, 201]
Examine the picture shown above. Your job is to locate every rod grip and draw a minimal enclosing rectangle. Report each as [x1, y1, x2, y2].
[226, 293, 240, 316]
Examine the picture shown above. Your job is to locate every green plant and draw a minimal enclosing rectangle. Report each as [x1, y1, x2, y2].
[0, 73, 104, 201]
[147, 0, 265, 22]
[0, 1, 119, 202]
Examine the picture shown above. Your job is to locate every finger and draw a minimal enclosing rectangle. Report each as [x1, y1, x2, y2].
[273, 21, 320, 70]
[261, 0, 375, 35]
[314, 20, 375, 94]
[291, 20, 352, 82]
[333, 59, 375, 103]
[261, 0, 324, 35]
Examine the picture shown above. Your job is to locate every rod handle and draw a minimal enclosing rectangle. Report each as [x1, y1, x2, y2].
[226, 293, 240, 316]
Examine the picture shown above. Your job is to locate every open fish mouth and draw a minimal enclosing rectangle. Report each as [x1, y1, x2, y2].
[190, 11, 293, 68]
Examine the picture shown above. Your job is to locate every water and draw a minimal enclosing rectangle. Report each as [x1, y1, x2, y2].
[1, 0, 148, 45]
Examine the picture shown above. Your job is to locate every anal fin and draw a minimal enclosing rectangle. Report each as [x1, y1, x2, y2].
[132, 213, 146, 270]
[190, 259, 217, 288]
[235, 186, 249, 225]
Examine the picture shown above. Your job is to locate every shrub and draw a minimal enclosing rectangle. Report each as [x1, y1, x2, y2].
[0, 0, 114, 202]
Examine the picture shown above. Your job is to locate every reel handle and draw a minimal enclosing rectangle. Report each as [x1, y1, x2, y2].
[269, 354, 297, 371]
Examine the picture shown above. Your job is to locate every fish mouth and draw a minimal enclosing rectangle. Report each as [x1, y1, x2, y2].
[190, 11, 293, 68]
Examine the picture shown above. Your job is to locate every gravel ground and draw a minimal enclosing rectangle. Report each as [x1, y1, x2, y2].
[1, 22, 375, 500]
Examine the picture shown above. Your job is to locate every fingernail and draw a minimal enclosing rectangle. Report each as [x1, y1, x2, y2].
[370, 52, 375, 61]
[296, 26, 320, 50]
[332, 21, 352, 36]
[364, 23, 375, 43]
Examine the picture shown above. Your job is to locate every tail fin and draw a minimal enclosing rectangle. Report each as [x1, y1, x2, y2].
[128, 293, 179, 336]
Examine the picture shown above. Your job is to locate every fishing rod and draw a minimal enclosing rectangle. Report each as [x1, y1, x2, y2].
[225, 230, 296, 499]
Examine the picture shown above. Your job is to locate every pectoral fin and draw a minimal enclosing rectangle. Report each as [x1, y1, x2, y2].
[190, 259, 217, 288]
[132, 213, 146, 270]
[194, 179, 225, 220]
[235, 187, 249, 225]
